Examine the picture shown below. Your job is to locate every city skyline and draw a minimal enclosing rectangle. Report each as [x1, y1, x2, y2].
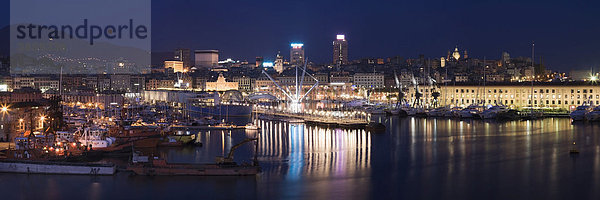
[2, 1, 600, 71]
[3, 1, 600, 199]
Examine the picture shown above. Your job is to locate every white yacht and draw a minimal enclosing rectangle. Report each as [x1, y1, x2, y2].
[447, 107, 462, 118]
[428, 107, 450, 117]
[570, 105, 592, 121]
[245, 123, 260, 130]
[458, 105, 482, 118]
[365, 106, 387, 115]
[481, 105, 509, 119]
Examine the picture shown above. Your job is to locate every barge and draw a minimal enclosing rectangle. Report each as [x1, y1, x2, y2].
[0, 160, 116, 175]
[127, 159, 260, 176]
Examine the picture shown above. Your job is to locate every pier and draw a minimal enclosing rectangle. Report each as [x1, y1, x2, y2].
[253, 108, 369, 128]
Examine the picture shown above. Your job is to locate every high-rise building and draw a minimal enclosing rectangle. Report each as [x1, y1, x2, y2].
[274, 51, 284, 73]
[332, 34, 348, 66]
[194, 50, 219, 68]
[290, 43, 305, 66]
[174, 48, 191, 68]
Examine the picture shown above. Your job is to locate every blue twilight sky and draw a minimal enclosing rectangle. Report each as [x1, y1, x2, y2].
[2, 0, 600, 71]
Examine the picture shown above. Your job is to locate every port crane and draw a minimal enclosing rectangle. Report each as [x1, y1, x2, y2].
[215, 138, 258, 165]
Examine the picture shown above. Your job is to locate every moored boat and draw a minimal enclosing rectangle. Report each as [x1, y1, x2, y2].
[481, 105, 509, 119]
[585, 106, 600, 121]
[570, 105, 592, 121]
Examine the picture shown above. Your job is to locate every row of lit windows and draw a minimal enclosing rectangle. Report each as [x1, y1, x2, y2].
[451, 94, 600, 99]
[451, 99, 600, 106]
[453, 88, 596, 94]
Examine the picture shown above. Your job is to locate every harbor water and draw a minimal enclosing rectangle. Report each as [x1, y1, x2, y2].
[2, 117, 600, 199]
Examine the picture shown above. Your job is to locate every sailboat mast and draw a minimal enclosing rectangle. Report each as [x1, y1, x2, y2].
[531, 42, 535, 115]
[483, 57, 486, 107]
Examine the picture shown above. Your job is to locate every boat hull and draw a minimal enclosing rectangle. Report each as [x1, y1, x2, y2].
[128, 165, 260, 176]
[0, 160, 115, 175]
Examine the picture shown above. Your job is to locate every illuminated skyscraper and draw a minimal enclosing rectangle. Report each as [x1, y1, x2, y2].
[290, 43, 305, 66]
[332, 34, 348, 66]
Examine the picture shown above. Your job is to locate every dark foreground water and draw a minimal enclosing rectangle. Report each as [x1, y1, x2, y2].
[2, 117, 600, 200]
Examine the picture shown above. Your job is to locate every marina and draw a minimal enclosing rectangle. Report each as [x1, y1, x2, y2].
[2, 117, 600, 199]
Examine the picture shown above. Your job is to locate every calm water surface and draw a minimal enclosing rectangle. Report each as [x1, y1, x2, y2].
[2, 117, 600, 199]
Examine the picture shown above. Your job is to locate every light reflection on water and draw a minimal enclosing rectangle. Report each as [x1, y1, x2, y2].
[3, 117, 600, 199]
[255, 120, 371, 180]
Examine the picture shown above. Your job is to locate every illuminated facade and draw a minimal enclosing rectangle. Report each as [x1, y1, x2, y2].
[332, 34, 348, 66]
[353, 73, 384, 88]
[205, 73, 239, 91]
[423, 83, 600, 111]
[274, 52, 284, 73]
[164, 60, 185, 73]
[452, 47, 461, 60]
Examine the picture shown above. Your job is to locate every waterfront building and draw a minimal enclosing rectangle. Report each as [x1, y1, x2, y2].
[433, 82, 600, 111]
[332, 34, 348, 66]
[329, 71, 352, 85]
[353, 73, 385, 88]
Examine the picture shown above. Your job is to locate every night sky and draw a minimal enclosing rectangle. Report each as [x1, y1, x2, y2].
[3, 0, 600, 71]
